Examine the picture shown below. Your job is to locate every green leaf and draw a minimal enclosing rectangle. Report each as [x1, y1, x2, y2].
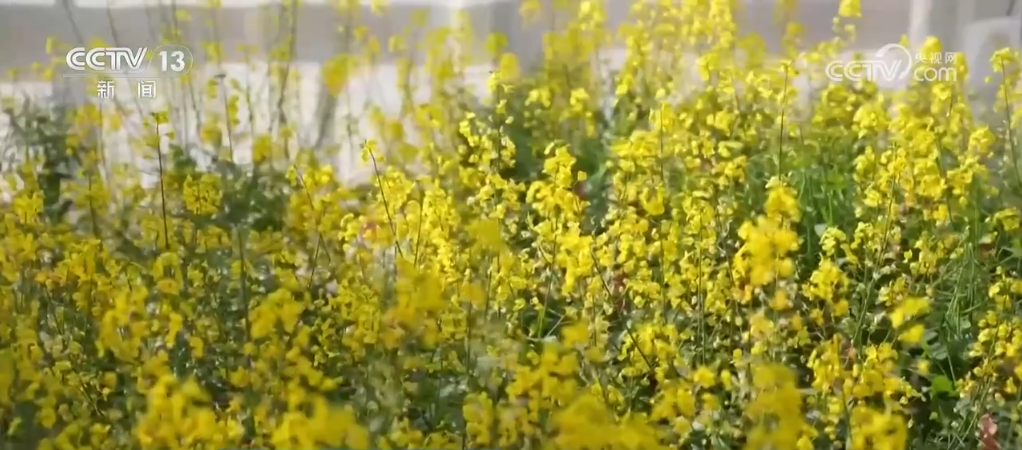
[930, 375, 955, 395]
[928, 342, 949, 361]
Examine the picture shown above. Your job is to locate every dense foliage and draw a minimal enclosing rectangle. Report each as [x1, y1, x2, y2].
[2, 0, 1022, 449]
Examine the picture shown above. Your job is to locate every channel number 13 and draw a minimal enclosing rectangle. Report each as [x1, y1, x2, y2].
[155, 45, 192, 76]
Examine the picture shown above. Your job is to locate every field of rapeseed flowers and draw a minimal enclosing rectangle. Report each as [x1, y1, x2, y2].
[3, 0, 1022, 448]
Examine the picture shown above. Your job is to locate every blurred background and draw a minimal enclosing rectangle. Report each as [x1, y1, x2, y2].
[3, 0, 1019, 82]
[1, 0, 1020, 180]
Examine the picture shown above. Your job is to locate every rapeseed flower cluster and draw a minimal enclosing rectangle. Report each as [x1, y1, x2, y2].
[2, 0, 1022, 449]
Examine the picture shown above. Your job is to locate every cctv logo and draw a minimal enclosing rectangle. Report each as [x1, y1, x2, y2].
[825, 43, 914, 83]
[65, 47, 149, 73]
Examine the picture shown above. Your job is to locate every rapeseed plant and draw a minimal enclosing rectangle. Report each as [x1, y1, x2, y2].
[2, 0, 1022, 449]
